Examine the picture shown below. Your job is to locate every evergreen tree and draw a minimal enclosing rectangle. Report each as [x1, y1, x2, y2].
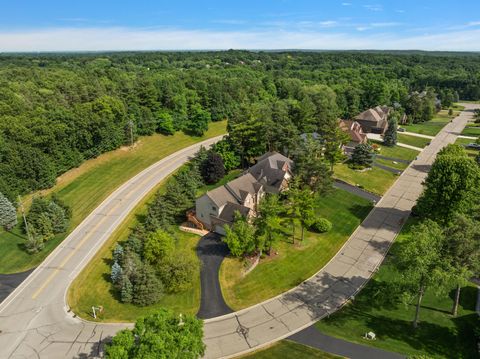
[132, 264, 164, 306]
[120, 275, 133, 303]
[351, 143, 374, 168]
[383, 114, 398, 147]
[111, 261, 123, 285]
[201, 151, 225, 184]
[0, 192, 17, 231]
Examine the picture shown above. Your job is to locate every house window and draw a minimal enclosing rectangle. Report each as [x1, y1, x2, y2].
[200, 213, 203, 218]
[212, 206, 217, 211]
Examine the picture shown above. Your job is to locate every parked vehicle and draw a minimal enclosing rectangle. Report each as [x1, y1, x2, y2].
[398, 127, 406, 132]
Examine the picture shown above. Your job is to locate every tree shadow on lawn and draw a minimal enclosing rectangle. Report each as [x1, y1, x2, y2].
[347, 204, 376, 222]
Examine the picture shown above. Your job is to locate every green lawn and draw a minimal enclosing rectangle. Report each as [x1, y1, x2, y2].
[315, 219, 479, 358]
[219, 189, 372, 310]
[400, 110, 457, 136]
[397, 134, 431, 148]
[371, 142, 418, 170]
[68, 166, 239, 322]
[0, 121, 227, 274]
[242, 341, 343, 359]
[455, 137, 480, 158]
[461, 124, 480, 137]
[333, 163, 398, 196]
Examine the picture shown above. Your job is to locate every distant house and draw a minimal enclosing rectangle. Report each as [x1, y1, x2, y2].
[194, 152, 293, 235]
[354, 106, 390, 134]
[339, 119, 368, 148]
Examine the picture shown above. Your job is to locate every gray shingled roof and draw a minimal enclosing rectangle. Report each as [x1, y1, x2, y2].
[224, 173, 261, 202]
[205, 186, 238, 208]
[218, 202, 251, 223]
[248, 152, 293, 191]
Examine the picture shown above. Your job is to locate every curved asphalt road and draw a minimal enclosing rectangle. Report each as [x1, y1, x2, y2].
[0, 135, 224, 359]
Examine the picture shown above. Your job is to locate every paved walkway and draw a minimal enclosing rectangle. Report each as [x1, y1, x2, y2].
[400, 131, 434, 139]
[457, 135, 477, 140]
[289, 325, 404, 359]
[202, 104, 478, 358]
[197, 233, 233, 319]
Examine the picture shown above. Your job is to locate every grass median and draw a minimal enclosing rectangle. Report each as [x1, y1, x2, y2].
[219, 189, 372, 310]
[0, 121, 227, 274]
[242, 340, 343, 359]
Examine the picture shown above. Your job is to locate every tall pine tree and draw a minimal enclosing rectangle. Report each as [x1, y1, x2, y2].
[0, 192, 17, 231]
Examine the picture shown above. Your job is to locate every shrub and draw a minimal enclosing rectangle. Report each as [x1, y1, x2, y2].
[310, 218, 332, 233]
[157, 251, 199, 293]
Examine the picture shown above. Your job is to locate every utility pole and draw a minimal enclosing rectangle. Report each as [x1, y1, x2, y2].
[18, 196, 32, 242]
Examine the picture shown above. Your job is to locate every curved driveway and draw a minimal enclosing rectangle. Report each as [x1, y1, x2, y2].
[0, 105, 477, 359]
[0, 136, 223, 359]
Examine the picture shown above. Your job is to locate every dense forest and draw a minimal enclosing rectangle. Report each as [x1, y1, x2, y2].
[1, 50, 480, 203]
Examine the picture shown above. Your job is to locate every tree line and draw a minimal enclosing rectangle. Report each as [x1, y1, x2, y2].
[1, 51, 480, 204]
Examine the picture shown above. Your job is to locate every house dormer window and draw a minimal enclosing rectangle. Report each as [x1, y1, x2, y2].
[212, 206, 217, 211]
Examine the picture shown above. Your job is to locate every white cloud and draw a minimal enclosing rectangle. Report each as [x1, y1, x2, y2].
[211, 19, 247, 25]
[341, 2, 352, 6]
[363, 4, 383, 12]
[466, 21, 480, 27]
[0, 27, 480, 52]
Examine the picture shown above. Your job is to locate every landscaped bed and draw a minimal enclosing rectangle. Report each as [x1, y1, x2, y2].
[315, 219, 479, 358]
[219, 189, 372, 310]
[0, 121, 227, 274]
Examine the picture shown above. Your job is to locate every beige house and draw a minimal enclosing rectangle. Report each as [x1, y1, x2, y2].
[354, 106, 390, 134]
[194, 152, 293, 235]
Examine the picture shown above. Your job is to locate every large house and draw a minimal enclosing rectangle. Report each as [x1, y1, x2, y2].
[338, 119, 368, 147]
[194, 152, 293, 235]
[354, 106, 390, 134]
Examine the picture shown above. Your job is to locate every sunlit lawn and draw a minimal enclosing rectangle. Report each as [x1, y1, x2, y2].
[461, 124, 480, 137]
[397, 134, 431, 148]
[315, 219, 479, 358]
[219, 189, 372, 310]
[242, 340, 343, 359]
[400, 109, 458, 136]
[0, 121, 227, 274]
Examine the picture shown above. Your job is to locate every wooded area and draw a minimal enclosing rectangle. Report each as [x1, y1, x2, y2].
[1, 51, 480, 203]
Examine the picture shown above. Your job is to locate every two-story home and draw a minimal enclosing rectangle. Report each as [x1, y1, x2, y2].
[354, 106, 390, 134]
[194, 152, 293, 235]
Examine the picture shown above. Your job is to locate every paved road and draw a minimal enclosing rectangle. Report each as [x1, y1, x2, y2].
[0, 270, 34, 303]
[333, 180, 381, 203]
[202, 104, 478, 358]
[197, 233, 233, 319]
[289, 325, 404, 359]
[0, 136, 224, 359]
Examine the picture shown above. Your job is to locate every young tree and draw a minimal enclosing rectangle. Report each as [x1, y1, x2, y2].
[105, 309, 205, 359]
[443, 214, 480, 316]
[351, 143, 374, 168]
[111, 261, 123, 285]
[395, 220, 449, 328]
[286, 185, 302, 244]
[297, 189, 316, 242]
[255, 194, 283, 254]
[201, 151, 225, 184]
[157, 251, 200, 293]
[324, 128, 349, 171]
[156, 111, 175, 135]
[0, 192, 17, 231]
[223, 212, 256, 257]
[383, 114, 398, 147]
[211, 138, 241, 171]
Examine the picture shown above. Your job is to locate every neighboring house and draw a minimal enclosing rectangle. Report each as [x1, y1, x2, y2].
[338, 119, 367, 148]
[194, 152, 293, 235]
[354, 106, 390, 134]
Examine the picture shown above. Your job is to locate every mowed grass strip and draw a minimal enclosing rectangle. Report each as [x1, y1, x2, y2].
[315, 219, 479, 358]
[0, 121, 227, 274]
[461, 124, 480, 137]
[397, 133, 431, 148]
[219, 189, 372, 310]
[241, 340, 343, 359]
[371, 142, 418, 170]
[333, 163, 398, 196]
[455, 137, 480, 158]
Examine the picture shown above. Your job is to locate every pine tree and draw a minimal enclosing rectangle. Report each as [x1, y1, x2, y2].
[113, 244, 124, 263]
[120, 275, 133, 303]
[132, 264, 164, 306]
[383, 115, 398, 147]
[351, 143, 374, 168]
[111, 261, 123, 285]
[0, 192, 17, 231]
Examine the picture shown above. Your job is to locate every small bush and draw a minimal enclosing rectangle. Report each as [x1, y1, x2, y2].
[310, 218, 332, 233]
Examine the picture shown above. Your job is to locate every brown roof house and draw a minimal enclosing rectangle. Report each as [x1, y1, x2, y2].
[354, 106, 390, 134]
[339, 120, 368, 146]
[195, 152, 293, 235]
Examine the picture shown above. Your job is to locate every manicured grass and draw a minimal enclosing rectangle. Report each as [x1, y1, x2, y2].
[333, 163, 398, 196]
[370, 142, 418, 170]
[315, 219, 479, 358]
[461, 124, 480, 137]
[455, 138, 480, 158]
[397, 134, 431, 148]
[0, 121, 227, 274]
[219, 189, 372, 310]
[400, 109, 458, 136]
[242, 340, 343, 359]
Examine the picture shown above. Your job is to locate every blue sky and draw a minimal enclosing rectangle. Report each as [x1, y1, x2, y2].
[1, 0, 480, 51]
